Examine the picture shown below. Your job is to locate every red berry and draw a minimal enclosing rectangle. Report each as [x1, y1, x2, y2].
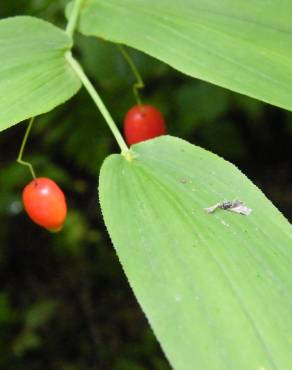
[124, 104, 166, 145]
[22, 178, 67, 232]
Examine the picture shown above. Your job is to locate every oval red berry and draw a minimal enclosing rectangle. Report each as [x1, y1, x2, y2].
[124, 104, 166, 145]
[22, 178, 67, 232]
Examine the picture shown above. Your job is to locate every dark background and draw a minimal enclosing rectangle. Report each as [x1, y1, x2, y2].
[1, 1, 291, 369]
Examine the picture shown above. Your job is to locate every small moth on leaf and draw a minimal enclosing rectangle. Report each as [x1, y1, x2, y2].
[204, 200, 252, 215]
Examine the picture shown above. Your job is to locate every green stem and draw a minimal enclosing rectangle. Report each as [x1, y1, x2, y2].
[66, 0, 83, 38]
[117, 44, 144, 106]
[66, 52, 129, 154]
[17, 118, 37, 179]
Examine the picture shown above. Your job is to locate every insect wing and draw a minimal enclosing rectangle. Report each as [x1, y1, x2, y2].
[204, 203, 220, 214]
[228, 204, 252, 215]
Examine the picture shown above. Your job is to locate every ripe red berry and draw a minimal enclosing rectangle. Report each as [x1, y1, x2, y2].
[22, 178, 67, 232]
[124, 104, 166, 145]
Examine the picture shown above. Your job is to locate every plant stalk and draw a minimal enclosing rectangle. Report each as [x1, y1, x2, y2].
[17, 117, 36, 179]
[66, 52, 129, 154]
[117, 44, 144, 106]
[66, 0, 83, 38]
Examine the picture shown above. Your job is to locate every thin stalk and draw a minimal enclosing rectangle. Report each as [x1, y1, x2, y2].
[66, 52, 129, 154]
[66, 0, 83, 38]
[117, 44, 144, 106]
[17, 118, 36, 179]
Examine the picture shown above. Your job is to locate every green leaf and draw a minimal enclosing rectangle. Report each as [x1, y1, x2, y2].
[77, 0, 292, 111]
[99, 136, 292, 370]
[25, 300, 57, 329]
[0, 16, 81, 131]
[13, 330, 41, 356]
[0, 293, 15, 324]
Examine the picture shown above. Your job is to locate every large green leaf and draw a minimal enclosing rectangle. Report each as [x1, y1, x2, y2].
[0, 16, 81, 131]
[77, 0, 292, 111]
[99, 136, 292, 370]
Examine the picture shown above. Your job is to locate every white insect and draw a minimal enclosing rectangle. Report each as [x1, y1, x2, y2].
[204, 200, 252, 215]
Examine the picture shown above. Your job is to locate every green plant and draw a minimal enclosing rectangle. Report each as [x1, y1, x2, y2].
[0, 1, 291, 369]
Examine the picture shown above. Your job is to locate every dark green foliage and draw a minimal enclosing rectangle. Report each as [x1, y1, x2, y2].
[0, 1, 292, 369]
